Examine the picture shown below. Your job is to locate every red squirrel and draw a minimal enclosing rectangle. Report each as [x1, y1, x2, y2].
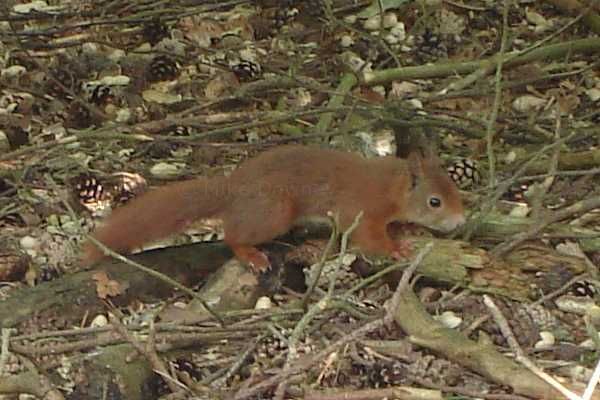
[82, 145, 465, 271]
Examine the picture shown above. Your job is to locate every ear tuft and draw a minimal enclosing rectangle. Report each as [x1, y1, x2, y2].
[407, 151, 425, 178]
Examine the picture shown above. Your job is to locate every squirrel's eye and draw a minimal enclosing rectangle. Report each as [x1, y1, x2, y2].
[429, 197, 441, 208]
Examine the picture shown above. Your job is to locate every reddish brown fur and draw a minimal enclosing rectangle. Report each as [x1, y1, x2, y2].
[83, 145, 465, 271]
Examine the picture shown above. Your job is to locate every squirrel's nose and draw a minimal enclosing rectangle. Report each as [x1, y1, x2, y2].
[443, 213, 466, 232]
[455, 214, 466, 228]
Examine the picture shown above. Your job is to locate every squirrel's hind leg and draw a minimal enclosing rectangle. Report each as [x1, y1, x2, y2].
[223, 196, 297, 273]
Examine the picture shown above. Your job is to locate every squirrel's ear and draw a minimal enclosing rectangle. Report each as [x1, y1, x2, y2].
[407, 151, 425, 178]
[395, 126, 413, 158]
[420, 145, 435, 160]
[419, 146, 442, 168]
[394, 125, 440, 159]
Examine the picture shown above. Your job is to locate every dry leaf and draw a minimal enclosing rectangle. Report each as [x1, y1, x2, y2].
[512, 95, 547, 113]
[180, 17, 225, 48]
[92, 271, 125, 299]
[204, 71, 240, 99]
[225, 15, 255, 41]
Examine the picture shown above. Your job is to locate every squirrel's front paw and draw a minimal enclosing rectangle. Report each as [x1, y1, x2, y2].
[230, 245, 271, 273]
[390, 239, 413, 260]
[247, 251, 271, 274]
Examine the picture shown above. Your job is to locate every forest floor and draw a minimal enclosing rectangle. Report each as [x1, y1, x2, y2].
[1, 1, 600, 399]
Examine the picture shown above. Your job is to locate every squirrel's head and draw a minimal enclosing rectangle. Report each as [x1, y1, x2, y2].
[404, 150, 465, 233]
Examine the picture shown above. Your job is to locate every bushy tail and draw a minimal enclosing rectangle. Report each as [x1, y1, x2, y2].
[82, 176, 230, 265]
